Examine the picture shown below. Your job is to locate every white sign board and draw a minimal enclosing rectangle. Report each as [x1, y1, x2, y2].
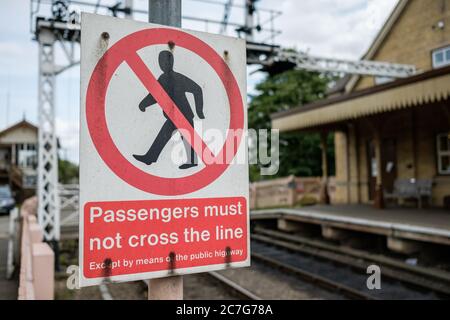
[79, 13, 249, 287]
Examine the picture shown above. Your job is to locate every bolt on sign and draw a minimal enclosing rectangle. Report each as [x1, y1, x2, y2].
[79, 13, 249, 286]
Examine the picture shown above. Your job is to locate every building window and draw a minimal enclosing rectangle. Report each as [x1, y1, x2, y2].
[17, 143, 38, 169]
[437, 133, 450, 175]
[432, 46, 450, 68]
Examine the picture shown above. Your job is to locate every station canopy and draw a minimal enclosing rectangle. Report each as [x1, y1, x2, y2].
[271, 65, 450, 132]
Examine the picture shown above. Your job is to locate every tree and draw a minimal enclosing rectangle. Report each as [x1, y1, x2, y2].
[58, 159, 79, 184]
[249, 68, 335, 181]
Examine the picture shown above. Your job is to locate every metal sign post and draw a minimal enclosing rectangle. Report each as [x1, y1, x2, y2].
[147, 0, 183, 300]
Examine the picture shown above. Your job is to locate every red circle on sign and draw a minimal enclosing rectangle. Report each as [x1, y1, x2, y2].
[86, 28, 244, 195]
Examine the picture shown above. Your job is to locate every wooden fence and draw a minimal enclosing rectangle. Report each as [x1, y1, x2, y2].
[250, 175, 336, 209]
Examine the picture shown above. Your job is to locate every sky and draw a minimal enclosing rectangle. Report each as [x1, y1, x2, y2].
[0, 0, 399, 163]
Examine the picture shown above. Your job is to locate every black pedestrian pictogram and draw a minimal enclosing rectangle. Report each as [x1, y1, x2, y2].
[133, 51, 204, 169]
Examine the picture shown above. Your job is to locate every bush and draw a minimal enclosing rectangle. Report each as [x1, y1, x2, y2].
[296, 195, 318, 207]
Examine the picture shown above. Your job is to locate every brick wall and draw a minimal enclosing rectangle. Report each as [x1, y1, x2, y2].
[355, 0, 450, 90]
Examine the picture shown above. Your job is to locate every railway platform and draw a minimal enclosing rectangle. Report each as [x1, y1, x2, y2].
[251, 205, 450, 251]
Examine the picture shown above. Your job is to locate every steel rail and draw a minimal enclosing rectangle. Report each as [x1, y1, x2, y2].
[206, 271, 262, 300]
[143, 273, 261, 300]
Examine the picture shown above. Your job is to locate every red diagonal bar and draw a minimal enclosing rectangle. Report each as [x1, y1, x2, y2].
[125, 52, 216, 162]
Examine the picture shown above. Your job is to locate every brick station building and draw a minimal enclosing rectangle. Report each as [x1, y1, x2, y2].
[271, 0, 450, 209]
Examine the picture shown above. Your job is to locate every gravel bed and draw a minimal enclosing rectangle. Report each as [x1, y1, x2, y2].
[55, 264, 343, 300]
[55, 275, 103, 300]
[106, 281, 147, 300]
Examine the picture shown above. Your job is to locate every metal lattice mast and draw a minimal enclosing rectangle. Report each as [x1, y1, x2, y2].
[279, 50, 417, 78]
[244, 0, 256, 41]
[246, 42, 416, 78]
[37, 28, 60, 242]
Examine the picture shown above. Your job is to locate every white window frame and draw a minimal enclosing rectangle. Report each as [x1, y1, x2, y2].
[432, 46, 450, 69]
[17, 143, 38, 169]
[437, 133, 450, 175]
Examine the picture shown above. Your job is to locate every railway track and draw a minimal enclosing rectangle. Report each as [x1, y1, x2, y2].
[251, 226, 450, 300]
[140, 273, 261, 300]
[206, 272, 262, 300]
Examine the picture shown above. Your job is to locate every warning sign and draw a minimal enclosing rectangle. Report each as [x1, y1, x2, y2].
[79, 13, 249, 286]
